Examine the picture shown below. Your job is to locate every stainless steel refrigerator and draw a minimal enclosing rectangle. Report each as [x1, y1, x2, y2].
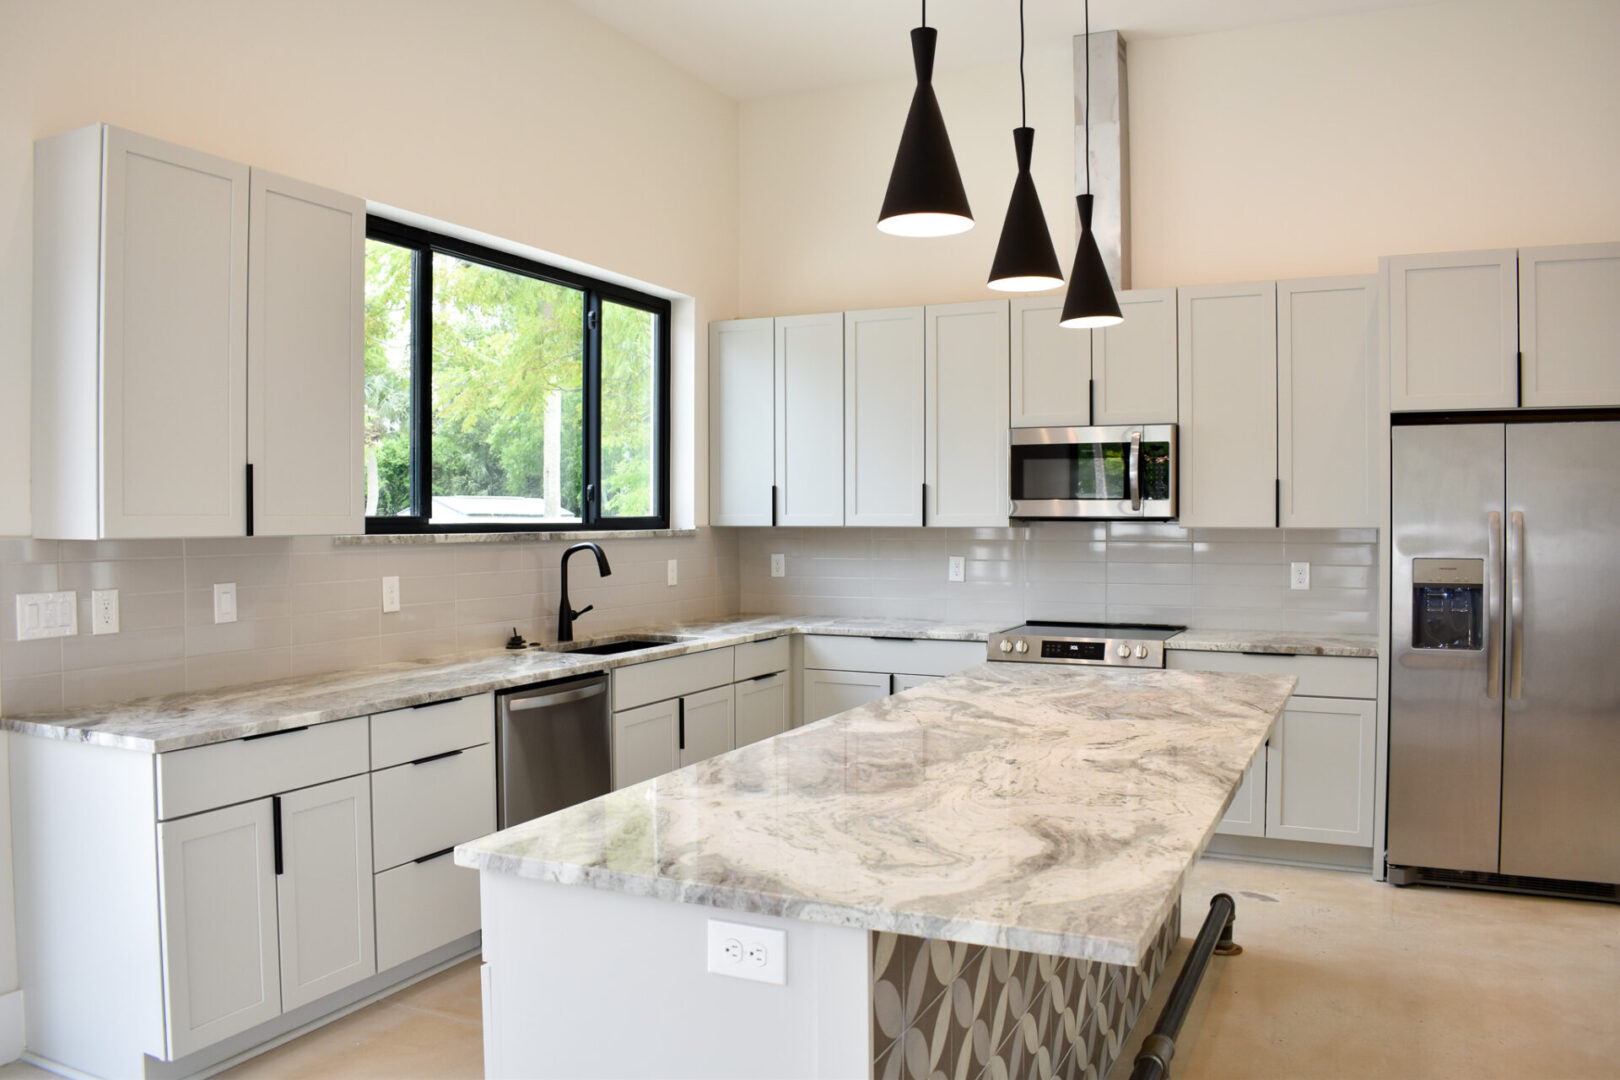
[1389, 421, 1620, 896]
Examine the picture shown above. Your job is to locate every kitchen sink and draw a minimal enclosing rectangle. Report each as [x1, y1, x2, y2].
[539, 634, 682, 656]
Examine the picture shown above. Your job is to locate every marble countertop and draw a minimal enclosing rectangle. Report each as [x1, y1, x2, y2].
[0, 615, 1001, 753]
[1165, 629, 1378, 658]
[456, 662, 1296, 966]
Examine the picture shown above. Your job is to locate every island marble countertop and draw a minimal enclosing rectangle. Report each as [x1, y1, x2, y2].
[456, 662, 1296, 966]
[1165, 629, 1378, 658]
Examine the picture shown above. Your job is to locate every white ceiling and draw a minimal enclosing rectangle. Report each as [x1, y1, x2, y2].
[567, 0, 1441, 101]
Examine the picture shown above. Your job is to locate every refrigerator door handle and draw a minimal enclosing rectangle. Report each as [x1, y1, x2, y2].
[1487, 510, 1504, 700]
[1508, 510, 1526, 701]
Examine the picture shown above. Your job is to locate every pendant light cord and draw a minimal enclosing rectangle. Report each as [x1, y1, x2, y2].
[1019, 0, 1027, 127]
[1083, 0, 1091, 195]
[921, 0, 927, 29]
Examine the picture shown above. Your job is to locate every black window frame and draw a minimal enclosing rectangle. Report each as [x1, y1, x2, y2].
[364, 216, 672, 534]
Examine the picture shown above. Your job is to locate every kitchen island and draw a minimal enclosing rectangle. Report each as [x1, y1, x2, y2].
[457, 662, 1295, 1080]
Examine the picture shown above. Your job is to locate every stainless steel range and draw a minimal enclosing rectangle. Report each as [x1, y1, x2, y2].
[987, 622, 1185, 668]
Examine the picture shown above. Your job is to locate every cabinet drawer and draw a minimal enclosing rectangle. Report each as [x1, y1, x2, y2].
[1165, 651, 1377, 699]
[157, 716, 369, 821]
[372, 742, 495, 871]
[734, 637, 790, 681]
[802, 635, 986, 677]
[374, 851, 481, 972]
[612, 648, 734, 711]
[371, 693, 493, 770]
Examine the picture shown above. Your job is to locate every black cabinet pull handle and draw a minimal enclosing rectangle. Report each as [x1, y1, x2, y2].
[243, 725, 310, 742]
[245, 463, 255, 536]
[271, 795, 283, 876]
[414, 845, 457, 865]
[771, 484, 778, 528]
[1274, 478, 1282, 529]
[921, 482, 927, 527]
[410, 696, 465, 710]
[409, 748, 464, 767]
[678, 698, 686, 751]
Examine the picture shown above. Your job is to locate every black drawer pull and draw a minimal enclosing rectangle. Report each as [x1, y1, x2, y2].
[749, 671, 781, 683]
[409, 748, 465, 767]
[414, 846, 457, 865]
[411, 696, 465, 710]
[244, 725, 310, 742]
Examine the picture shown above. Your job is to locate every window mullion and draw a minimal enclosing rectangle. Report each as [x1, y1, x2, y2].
[583, 291, 604, 526]
[411, 246, 434, 521]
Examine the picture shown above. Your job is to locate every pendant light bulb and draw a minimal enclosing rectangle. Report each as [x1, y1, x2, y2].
[878, 7, 973, 237]
[1060, 0, 1124, 328]
[988, 0, 1063, 293]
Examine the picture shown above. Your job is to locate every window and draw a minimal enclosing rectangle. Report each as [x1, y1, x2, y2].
[363, 218, 670, 532]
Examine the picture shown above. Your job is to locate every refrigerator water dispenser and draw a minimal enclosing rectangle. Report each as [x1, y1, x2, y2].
[1411, 558, 1485, 650]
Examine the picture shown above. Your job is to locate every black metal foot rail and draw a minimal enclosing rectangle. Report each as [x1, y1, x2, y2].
[1128, 892, 1239, 1080]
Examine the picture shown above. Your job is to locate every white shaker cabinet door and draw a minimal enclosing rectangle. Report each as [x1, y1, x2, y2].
[101, 126, 250, 538]
[1176, 281, 1278, 528]
[1092, 288, 1179, 425]
[735, 672, 789, 747]
[1265, 696, 1377, 847]
[925, 300, 1009, 527]
[276, 774, 376, 1011]
[709, 318, 776, 525]
[802, 669, 892, 725]
[774, 313, 845, 526]
[1010, 296, 1088, 428]
[1387, 249, 1518, 412]
[845, 307, 925, 526]
[156, 798, 281, 1059]
[1215, 754, 1266, 838]
[1519, 243, 1620, 408]
[612, 699, 679, 789]
[247, 170, 366, 536]
[1277, 276, 1378, 528]
[679, 684, 736, 767]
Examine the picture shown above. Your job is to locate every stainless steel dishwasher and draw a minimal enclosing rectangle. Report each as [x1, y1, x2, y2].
[495, 672, 612, 829]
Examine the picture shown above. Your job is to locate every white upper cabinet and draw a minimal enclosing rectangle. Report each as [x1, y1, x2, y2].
[1387, 249, 1518, 412]
[1277, 276, 1378, 528]
[1177, 282, 1278, 528]
[31, 124, 364, 539]
[1518, 243, 1620, 408]
[1092, 288, 1179, 425]
[248, 171, 366, 536]
[925, 301, 1009, 528]
[774, 313, 845, 526]
[708, 318, 776, 526]
[844, 307, 924, 527]
[1009, 296, 1088, 428]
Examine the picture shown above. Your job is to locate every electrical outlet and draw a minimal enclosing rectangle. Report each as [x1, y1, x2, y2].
[667, 559, 679, 586]
[91, 589, 119, 635]
[948, 556, 965, 582]
[706, 918, 786, 985]
[1291, 562, 1310, 590]
[15, 591, 77, 641]
[770, 553, 786, 578]
[382, 576, 401, 613]
[213, 582, 238, 624]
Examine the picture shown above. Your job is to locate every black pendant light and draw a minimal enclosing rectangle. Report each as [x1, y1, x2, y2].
[878, 0, 973, 237]
[988, 0, 1063, 292]
[1060, 0, 1124, 328]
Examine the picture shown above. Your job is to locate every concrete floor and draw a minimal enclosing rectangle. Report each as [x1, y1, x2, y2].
[5, 857, 1616, 1079]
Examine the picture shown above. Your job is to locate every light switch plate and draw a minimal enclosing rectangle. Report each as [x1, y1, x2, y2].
[382, 576, 401, 613]
[15, 591, 77, 641]
[1290, 562, 1310, 590]
[770, 553, 785, 578]
[706, 918, 786, 985]
[948, 556, 965, 582]
[213, 582, 238, 624]
[91, 589, 119, 635]
[667, 559, 678, 587]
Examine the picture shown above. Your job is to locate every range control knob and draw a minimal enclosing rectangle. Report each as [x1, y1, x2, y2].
[1116, 644, 1131, 658]
[1014, 639, 1029, 654]
[998, 639, 1013, 653]
[1135, 645, 1149, 659]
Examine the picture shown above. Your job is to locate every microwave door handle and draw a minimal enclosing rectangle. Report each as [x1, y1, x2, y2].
[1486, 510, 1503, 700]
[1128, 430, 1143, 512]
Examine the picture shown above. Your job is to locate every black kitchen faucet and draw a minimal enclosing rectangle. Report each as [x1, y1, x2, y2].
[557, 542, 612, 642]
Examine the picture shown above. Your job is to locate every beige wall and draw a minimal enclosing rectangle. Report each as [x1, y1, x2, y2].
[737, 0, 1620, 316]
[0, 0, 742, 537]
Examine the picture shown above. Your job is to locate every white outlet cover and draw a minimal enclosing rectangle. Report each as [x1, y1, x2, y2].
[91, 589, 120, 635]
[948, 556, 965, 582]
[1291, 562, 1310, 590]
[770, 553, 786, 578]
[706, 918, 786, 985]
[382, 576, 401, 613]
[213, 582, 238, 624]
[15, 591, 77, 641]
[667, 559, 679, 586]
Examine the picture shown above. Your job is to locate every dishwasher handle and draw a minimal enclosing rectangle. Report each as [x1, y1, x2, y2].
[505, 682, 606, 712]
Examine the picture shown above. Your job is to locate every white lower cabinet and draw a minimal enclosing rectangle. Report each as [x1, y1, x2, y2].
[679, 684, 735, 767]
[375, 852, 481, 973]
[803, 669, 892, 725]
[1264, 697, 1377, 846]
[157, 799, 282, 1060]
[1217, 758, 1266, 838]
[801, 636, 987, 725]
[275, 775, 376, 1011]
[612, 698, 680, 789]
[890, 673, 938, 692]
[734, 672, 789, 747]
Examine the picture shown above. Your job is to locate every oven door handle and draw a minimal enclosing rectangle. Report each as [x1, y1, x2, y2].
[1128, 430, 1143, 513]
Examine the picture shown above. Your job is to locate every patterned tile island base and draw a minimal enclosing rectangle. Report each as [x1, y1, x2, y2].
[871, 903, 1181, 1080]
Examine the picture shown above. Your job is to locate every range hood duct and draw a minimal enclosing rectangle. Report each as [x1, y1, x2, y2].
[1074, 30, 1128, 291]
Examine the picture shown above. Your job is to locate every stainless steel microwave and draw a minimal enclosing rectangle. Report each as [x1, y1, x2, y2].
[1009, 424, 1177, 520]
